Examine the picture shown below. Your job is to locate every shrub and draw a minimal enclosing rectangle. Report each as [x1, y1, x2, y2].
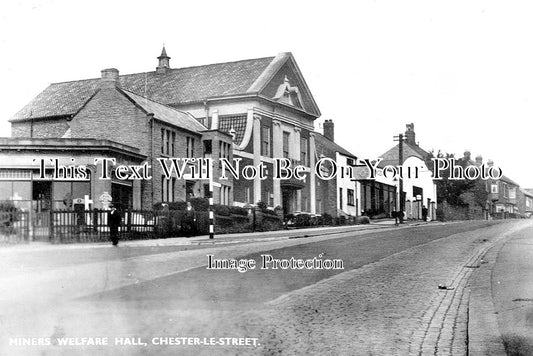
[295, 213, 311, 227]
[229, 206, 249, 216]
[154, 201, 187, 211]
[168, 201, 187, 210]
[189, 197, 209, 211]
[322, 213, 333, 225]
[213, 204, 230, 216]
[263, 209, 277, 216]
[356, 216, 370, 224]
[256, 201, 268, 211]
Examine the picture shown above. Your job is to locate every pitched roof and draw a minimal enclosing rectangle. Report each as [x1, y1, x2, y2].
[500, 174, 520, 187]
[378, 142, 429, 167]
[314, 132, 357, 159]
[10, 56, 275, 122]
[10, 79, 99, 121]
[10, 52, 322, 122]
[120, 56, 275, 105]
[121, 89, 206, 133]
[523, 188, 533, 197]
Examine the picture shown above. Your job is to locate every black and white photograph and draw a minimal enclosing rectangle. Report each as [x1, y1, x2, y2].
[1, 1, 533, 355]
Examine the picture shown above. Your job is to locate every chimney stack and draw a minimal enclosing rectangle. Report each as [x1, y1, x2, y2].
[100, 68, 119, 88]
[323, 119, 334, 142]
[156, 46, 171, 74]
[405, 123, 416, 145]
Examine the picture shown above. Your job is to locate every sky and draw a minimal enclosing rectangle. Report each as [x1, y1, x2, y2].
[0, 0, 532, 187]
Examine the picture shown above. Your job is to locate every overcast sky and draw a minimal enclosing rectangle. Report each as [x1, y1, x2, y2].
[1, 0, 532, 187]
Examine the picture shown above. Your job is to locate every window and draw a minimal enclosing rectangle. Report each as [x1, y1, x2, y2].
[171, 132, 176, 156]
[171, 177, 176, 202]
[166, 178, 170, 202]
[161, 129, 165, 154]
[347, 189, 355, 206]
[219, 141, 230, 160]
[339, 188, 343, 209]
[245, 187, 251, 204]
[166, 130, 170, 154]
[301, 138, 308, 166]
[220, 185, 231, 205]
[186, 137, 195, 158]
[282, 132, 290, 158]
[204, 140, 212, 157]
[261, 126, 271, 157]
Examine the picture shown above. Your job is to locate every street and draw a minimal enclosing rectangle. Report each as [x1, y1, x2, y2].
[1, 220, 533, 355]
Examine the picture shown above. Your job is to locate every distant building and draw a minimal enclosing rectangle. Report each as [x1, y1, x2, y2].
[376, 123, 437, 220]
[313, 120, 359, 217]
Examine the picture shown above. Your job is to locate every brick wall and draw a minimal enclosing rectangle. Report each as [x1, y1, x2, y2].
[152, 120, 202, 205]
[70, 88, 150, 153]
[314, 136, 339, 217]
[11, 118, 69, 138]
[232, 156, 254, 204]
[438, 201, 469, 221]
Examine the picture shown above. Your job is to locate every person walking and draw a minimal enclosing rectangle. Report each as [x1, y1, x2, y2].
[422, 205, 428, 222]
[182, 202, 196, 237]
[108, 203, 122, 246]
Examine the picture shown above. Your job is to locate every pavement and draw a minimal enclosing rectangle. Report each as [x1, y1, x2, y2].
[467, 219, 533, 356]
[0, 218, 432, 251]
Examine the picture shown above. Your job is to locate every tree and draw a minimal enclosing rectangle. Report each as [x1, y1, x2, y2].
[425, 150, 488, 207]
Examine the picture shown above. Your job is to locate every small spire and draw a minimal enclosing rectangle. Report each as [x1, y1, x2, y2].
[157, 45, 171, 73]
[159, 45, 169, 59]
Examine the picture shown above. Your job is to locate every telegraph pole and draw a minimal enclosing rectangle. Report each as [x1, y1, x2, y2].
[393, 133, 405, 224]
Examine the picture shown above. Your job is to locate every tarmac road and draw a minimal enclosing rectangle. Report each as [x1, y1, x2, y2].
[1, 219, 531, 355]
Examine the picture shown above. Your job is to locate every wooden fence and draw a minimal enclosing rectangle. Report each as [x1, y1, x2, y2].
[0, 208, 210, 244]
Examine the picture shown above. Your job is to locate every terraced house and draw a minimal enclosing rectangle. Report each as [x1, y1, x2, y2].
[4, 48, 326, 216]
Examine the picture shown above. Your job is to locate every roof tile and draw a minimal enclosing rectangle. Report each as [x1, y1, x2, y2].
[10, 56, 275, 122]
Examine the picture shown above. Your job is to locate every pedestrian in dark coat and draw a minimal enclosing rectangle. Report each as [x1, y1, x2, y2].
[422, 206, 428, 222]
[108, 204, 122, 246]
[182, 202, 196, 237]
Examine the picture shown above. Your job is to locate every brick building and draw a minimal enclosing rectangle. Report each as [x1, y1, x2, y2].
[6, 66, 232, 209]
[314, 120, 360, 217]
[5, 48, 324, 215]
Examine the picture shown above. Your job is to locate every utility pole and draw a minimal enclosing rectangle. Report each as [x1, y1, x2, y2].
[393, 133, 405, 224]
